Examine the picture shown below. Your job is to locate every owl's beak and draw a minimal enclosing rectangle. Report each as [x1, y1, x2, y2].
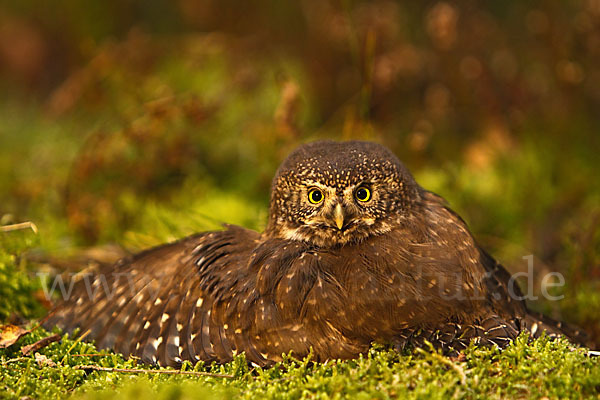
[333, 203, 345, 230]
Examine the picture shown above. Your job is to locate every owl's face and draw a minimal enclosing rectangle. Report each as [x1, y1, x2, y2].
[266, 141, 420, 247]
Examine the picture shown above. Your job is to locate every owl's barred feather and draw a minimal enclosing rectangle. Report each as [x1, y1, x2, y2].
[44, 140, 589, 367]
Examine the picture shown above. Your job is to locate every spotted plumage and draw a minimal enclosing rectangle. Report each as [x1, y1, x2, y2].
[44, 140, 588, 367]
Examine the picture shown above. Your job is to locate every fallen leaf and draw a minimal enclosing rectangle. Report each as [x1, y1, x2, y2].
[35, 352, 57, 368]
[0, 324, 31, 348]
[21, 334, 61, 355]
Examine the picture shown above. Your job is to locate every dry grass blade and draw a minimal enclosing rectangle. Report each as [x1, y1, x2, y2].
[429, 352, 467, 385]
[416, 347, 467, 385]
[0, 222, 38, 233]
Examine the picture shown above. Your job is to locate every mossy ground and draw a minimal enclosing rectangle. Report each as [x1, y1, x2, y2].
[2, 322, 599, 399]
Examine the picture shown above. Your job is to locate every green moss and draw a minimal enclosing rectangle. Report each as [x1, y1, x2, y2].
[1, 328, 598, 399]
[0, 230, 45, 321]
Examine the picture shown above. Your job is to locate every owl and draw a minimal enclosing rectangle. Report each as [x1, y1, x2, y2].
[44, 140, 587, 367]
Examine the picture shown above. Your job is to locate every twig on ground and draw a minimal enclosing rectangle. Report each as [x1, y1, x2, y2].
[73, 365, 235, 378]
[71, 353, 113, 357]
[1, 357, 31, 365]
[21, 334, 61, 356]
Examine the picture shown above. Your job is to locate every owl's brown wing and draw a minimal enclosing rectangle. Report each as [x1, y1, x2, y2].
[478, 247, 590, 345]
[43, 225, 263, 367]
[423, 190, 589, 346]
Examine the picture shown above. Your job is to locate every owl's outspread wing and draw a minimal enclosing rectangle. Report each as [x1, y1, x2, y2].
[45, 226, 259, 366]
[44, 193, 587, 367]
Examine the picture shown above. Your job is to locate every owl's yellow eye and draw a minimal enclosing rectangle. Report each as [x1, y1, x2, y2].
[355, 187, 371, 202]
[308, 188, 324, 204]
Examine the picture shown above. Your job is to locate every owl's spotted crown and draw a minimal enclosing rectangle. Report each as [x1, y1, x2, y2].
[275, 141, 407, 185]
[265, 140, 421, 247]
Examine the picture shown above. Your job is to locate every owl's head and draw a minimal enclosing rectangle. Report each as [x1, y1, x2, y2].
[266, 140, 421, 247]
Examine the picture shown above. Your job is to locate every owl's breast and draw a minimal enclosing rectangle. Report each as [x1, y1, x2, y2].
[253, 232, 489, 343]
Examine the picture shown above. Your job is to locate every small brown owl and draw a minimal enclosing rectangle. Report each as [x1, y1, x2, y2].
[44, 140, 587, 367]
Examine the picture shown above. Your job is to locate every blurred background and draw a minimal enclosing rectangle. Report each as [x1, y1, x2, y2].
[0, 1, 598, 345]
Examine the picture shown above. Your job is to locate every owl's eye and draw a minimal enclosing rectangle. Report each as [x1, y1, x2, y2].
[308, 188, 324, 204]
[355, 187, 371, 202]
